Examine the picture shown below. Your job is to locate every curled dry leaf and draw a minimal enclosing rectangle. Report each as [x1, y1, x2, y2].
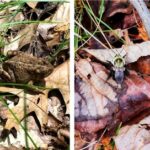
[4, 24, 37, 54]
[127, 55, 150, 75]
[75, 57, 150, 133]
[103, 0, 141, 29]
[114, 115, 150, 150]
[104, 0, 132, 18]
[38, 2, 70, 42]
[45, 60, 70, 114]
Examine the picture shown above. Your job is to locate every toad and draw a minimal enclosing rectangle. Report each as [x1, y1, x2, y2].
[0, 50, 53, 84]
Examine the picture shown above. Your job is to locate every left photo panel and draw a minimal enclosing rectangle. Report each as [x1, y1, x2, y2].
[0, 1, 70, 149]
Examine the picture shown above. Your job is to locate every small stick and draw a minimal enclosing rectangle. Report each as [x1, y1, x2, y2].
[129, 0, 150, 39]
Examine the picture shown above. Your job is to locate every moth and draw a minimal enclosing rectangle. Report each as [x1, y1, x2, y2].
[96, 47, 127, 88]
[112, 54, 126, 88]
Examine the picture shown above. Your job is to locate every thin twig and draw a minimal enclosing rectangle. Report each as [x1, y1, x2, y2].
[80, 128, 107, 150]
[75, 20, 108, 49]
[129, 0, 150, 39]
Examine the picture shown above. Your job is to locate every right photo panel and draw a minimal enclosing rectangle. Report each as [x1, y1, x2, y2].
[75, 0, 150, 150]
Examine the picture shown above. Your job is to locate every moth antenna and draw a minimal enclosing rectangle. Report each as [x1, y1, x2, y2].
[119, 47, 125, 55]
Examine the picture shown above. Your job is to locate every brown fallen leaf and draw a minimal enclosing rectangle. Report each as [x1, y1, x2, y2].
[104, 0, 132, 18]
[75, 59, 118, 133]
[45, 60, 70, 114]
[4, 24, 37, 54]
[127, 55, 150, 75]
[114, 115, 150, 150]
[0, 60, 69, 132]
[137, 24, 149, 41]
[38, 2, 70, 44]
[75, 57, 150, 134]
[94, 137, 117, 150]
[75, 131, 87, 150]
[0, 87, 48, 131]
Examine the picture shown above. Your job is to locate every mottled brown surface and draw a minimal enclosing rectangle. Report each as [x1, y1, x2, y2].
[0, 51, 53, 83]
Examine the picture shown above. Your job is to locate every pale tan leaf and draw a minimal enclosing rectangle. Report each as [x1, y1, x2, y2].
[114, 115, 150, 150]
[38, 3, 70, 41]
[4, 24, 37, 54]
[27, 2, 38, 9]
[45, 60, 70, 114]
[82, 41, 150, 64]
[0, 87, 48, 131]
